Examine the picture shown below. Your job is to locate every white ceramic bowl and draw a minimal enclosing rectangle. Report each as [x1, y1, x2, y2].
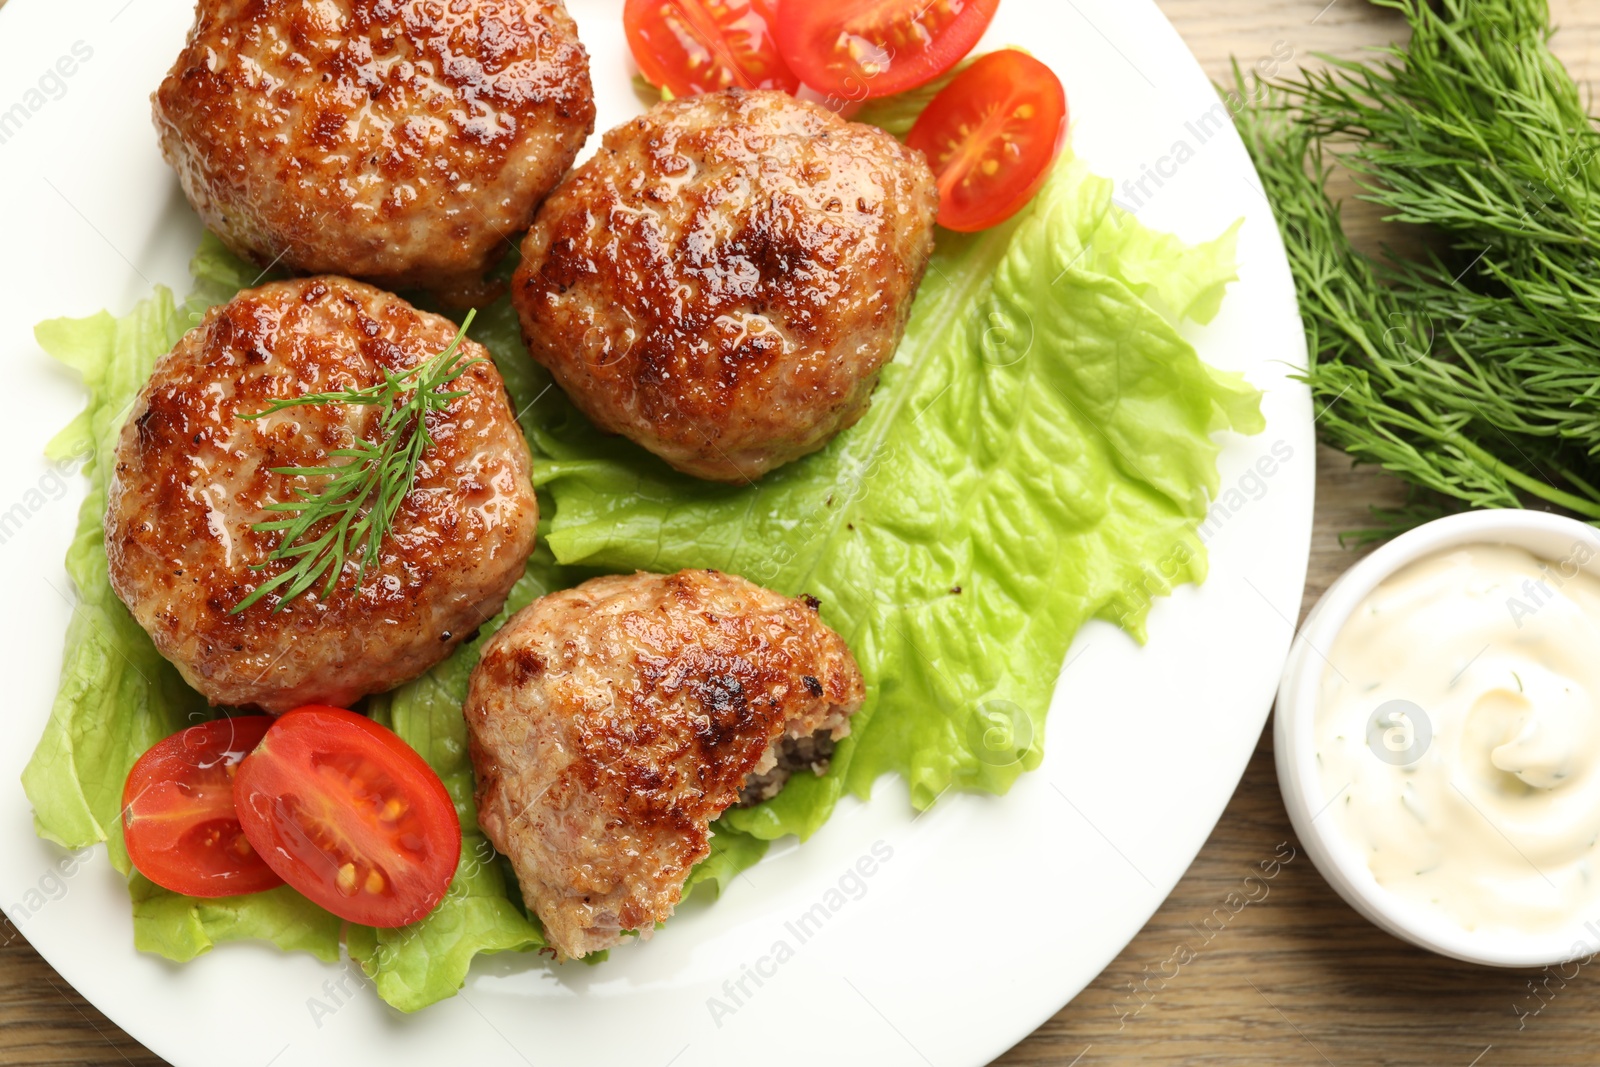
[1277, 509, 1600, 968]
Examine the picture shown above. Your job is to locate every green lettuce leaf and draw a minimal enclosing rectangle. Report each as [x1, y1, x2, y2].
[535, 156, 1262, 839]
[1065, 166, 1245, 327]
[681, 823, 770, 903]
[23, 294, 205, 870]
[130, 875, 342, 964]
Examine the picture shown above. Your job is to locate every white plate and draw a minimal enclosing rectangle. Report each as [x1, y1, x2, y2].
[0, 2, 1313, 1065]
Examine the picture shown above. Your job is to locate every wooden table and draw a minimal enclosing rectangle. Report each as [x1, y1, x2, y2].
[4, 1, 1599, 1064]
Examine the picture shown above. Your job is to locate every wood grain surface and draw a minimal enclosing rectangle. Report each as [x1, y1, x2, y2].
[3, 1, 1598, 1065]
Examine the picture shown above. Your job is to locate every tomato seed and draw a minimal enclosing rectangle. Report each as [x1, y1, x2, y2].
[337, 862, 358, 895]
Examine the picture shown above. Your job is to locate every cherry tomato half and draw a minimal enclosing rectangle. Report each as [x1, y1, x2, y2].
[123, 716, 282, 898]
[906, 49, 1068, 233]
[776, 0, 999, 101]
[624, 0, 799, 97]
[233, 706, 461, 928]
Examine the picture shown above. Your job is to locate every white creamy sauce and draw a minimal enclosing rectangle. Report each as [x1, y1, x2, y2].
[1316, 542, 1600, 933]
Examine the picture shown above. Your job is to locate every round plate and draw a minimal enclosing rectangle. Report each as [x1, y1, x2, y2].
[0, 2, 1313, 1065]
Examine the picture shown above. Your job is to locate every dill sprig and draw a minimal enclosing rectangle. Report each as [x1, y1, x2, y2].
[231, 311, 482, 614]
[1235, 0, 1600, 527]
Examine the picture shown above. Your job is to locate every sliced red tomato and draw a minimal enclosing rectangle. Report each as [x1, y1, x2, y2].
[906, 49, 1068, 232]
[123, 716, 282, 899]
[624, 0, 799, 97]
[776, 0, 999, 101]
[233, 706, 461, 928]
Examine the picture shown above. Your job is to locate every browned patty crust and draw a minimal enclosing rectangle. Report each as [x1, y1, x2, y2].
[465, 569, 865, 958]
[512, 88, 938, 483]
[154, 0, 596, 301]
[105, 276, 539, 712]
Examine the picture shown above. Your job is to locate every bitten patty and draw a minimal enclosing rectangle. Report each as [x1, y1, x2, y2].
[465, 569, 865, 958]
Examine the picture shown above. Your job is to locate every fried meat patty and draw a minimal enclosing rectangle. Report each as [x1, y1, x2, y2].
[465, 569, 865, 958]
[512, 88, 938, 482]
[154, 0, 596, 301]
[105, 276, 538, 712]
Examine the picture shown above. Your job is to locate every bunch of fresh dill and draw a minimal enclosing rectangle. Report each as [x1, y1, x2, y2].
[1236, 0, 1600, 527]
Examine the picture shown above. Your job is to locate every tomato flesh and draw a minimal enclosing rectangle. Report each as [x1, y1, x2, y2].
[625, 0, 798, 97]
[233, 706, 461, 928]
[122, 716, 281, 898]
[906, 49, 1068, 232]
[776, 0, 999, 101]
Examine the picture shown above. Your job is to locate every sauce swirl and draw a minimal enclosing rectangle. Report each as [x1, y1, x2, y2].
[1316, 543, 1600, 933]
